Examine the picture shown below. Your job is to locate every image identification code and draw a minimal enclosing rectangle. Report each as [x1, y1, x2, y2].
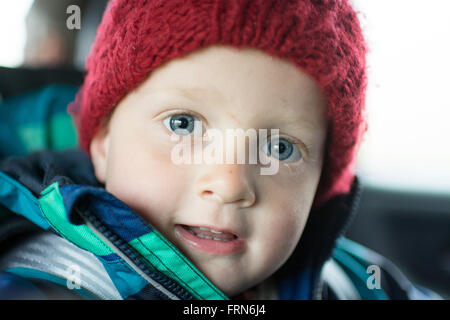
[183, 304, 266, 317]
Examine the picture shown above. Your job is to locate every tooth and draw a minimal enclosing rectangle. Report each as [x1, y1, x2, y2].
[210, 229, 223, 234]
[196, 233, 212, 240]
[199, 227, 209, 231]
[212, 237, 223, 241]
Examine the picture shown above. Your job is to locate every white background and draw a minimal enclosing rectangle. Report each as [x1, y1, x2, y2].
[351, 0, 450, 194]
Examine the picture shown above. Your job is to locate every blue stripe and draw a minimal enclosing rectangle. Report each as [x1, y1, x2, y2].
[0, 271, 46, 299]
[277, 268, 312, 300]
[99, 253, 122, 263]
[60, 185, 153, 242]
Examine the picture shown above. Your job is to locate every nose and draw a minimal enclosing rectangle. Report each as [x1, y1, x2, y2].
[195, 163, 256, 208]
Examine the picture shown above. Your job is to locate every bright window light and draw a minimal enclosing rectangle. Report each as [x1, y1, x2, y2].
[352, 0, 450, 194]
[0, 1, 34, 67]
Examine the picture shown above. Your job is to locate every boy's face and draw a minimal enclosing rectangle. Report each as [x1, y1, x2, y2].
[90, 45, 328, 297]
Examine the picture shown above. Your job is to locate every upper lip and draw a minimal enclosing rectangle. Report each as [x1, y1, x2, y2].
[177, 223, 243, 239]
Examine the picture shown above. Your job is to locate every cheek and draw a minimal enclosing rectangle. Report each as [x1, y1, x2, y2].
[104, 128, 188, 227]
[249, 177, 316, 276]
[259, 195, 309, 261]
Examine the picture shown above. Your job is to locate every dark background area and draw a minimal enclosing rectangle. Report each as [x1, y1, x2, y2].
[346, 179, 450, 299]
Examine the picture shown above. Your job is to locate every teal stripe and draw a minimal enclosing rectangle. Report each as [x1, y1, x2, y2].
[336, 237, 382, 265]
[17, 112, 77, 153]
[0, 171, 50, 229]
[99, 260, 148, 299]
[129, 231, 229, 300]
[48, 112, 77, 150]
[17, 124, 46, 152]
[0, 84, 79, 158]
[332, 248, 389, 300]
[39, 183, 115, 256]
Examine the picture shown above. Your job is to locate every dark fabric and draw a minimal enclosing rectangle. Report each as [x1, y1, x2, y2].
[0, 271, 46, 300]
[0, 271, 85, 300]
[0, 149, 101, 196]
[373, 263, 409, 300]
[127, 284, 172, 300]
[0, 214, 43, 256]
[0, 67, 84, 100]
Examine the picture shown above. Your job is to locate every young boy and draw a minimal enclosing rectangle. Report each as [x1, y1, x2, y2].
[0, 0, 441, 299]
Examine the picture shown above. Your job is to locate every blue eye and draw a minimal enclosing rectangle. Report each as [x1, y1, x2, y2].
[163, 113, 202, 136]
[264, 137, 302, 162]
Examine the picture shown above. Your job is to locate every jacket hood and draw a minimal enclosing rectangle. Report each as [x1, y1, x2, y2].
[0, 149, 362, 300]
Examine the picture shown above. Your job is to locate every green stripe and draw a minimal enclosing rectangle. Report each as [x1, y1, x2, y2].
[17, 112, 77, 153]
[39, 183, 114, 256]
[129, 231, 229, 300]
[17, 124, 46, 152]
[49, 113, 77, 150]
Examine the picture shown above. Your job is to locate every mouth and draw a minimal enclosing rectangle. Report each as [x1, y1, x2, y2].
[174, 224, 245, 255]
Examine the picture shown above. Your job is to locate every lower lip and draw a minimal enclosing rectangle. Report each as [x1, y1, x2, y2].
[175, 225, 246, 255]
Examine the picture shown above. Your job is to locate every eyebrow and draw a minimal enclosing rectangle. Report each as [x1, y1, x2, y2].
[161, 87, 228, 104]
[155, 87, 320, 132]
[269, 96, 321, 132]
[280, 115, 319, 132]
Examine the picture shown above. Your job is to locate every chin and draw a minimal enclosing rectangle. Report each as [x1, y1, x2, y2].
[201, 272, 245, 297]
[212, 274, 262, 298]
[219, 284, 246, 298]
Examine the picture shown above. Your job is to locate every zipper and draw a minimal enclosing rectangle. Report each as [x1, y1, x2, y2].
[76, 208, 194, 300]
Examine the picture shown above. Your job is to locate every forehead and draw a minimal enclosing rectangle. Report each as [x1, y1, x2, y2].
[134, 45, 328, 130]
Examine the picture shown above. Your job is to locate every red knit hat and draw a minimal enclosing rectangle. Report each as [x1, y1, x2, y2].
[68, 0, 368, 209]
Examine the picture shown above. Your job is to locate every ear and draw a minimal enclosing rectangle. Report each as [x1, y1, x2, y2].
[90, 124, 110, 184]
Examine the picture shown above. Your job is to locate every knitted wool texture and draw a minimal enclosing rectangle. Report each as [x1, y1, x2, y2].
[68, 0, 368, 209]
